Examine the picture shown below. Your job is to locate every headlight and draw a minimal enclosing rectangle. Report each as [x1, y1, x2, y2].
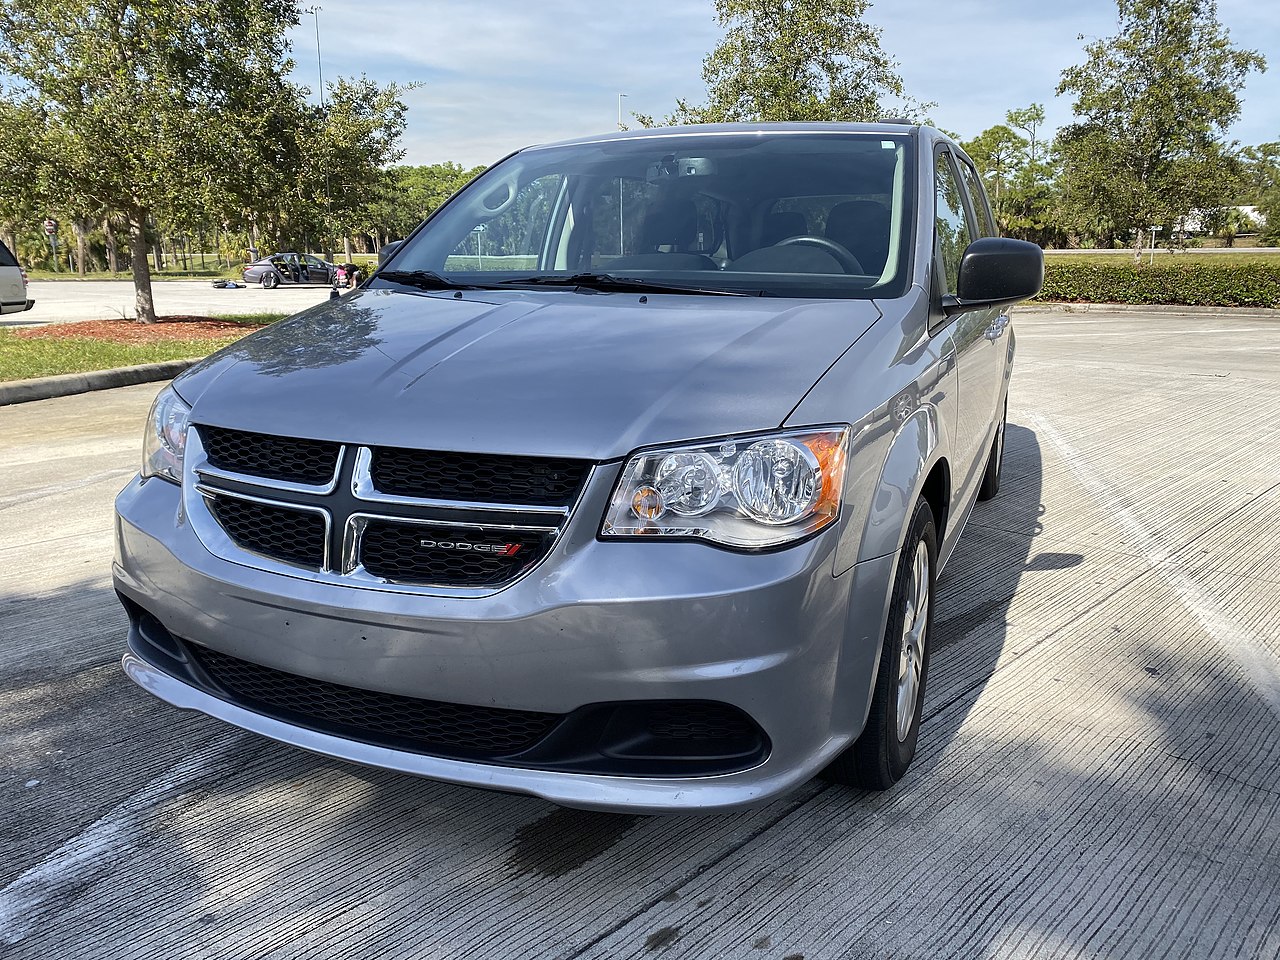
[602, 427, 849, 549]
[141, 386, 191, 484]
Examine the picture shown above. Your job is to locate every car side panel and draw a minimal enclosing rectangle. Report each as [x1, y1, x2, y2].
[784, 287, 956, 735]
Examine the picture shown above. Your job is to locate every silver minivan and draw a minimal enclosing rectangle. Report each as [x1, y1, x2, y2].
[0, 239, 32, 314]
[115, 123, 1042, 813]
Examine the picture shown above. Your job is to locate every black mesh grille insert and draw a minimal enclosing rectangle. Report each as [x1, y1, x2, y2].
[646, 702, 756, 741]
[201, 426, 341, 485]
[189, 645, 561, 757]
[370, 447, 589, 506]
[206, 495, 326, 568]
[360, 521, 551, 587]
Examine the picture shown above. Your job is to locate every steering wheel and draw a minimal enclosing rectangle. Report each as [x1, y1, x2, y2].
[774, 236, 865, 274]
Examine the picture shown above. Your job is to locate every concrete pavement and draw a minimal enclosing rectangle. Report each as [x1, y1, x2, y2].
[1, 310, 1278, 958]
[12, 279, 335, 326]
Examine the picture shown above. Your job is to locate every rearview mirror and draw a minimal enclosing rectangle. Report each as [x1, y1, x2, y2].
[378, 241, 403, 266]
[945, 237, 1043, 315]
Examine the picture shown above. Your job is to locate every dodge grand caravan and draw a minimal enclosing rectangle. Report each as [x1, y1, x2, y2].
[115, 123, 1043, 813]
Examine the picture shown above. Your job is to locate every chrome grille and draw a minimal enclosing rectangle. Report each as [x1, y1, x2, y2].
[370, 447, 588, 507]
[201, 426, 341, 486]
[188, 428, 588, 591]
[205, 493, 327, 569]
[359, 521, 552, 587]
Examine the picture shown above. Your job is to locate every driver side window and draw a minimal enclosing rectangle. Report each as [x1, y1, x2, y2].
[934, 152, 973, 295]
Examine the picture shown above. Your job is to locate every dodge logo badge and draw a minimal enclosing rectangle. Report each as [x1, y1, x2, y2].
[419, 539, 522, 557]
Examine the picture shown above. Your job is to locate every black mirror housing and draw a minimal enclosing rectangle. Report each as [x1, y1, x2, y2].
[378, 241, 403, 266]
[947, 237, 1044, 315]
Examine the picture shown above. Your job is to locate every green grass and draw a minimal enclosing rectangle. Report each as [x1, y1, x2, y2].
[0, 313, 283, 382]
[26, 265, 240, 281]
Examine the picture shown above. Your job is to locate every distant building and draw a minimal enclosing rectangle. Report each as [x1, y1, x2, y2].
[1178, 205, 1265, 236]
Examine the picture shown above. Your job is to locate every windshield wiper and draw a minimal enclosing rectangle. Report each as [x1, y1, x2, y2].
[376, 270, 491, 291]
[499, 273, 760, 297]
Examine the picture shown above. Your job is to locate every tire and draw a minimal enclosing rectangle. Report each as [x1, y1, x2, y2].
[821, 497, 937, 791]
[976, 403, 1006, 502]
[261, 272, 278, 289]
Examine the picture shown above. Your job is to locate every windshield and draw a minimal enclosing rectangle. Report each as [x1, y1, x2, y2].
[378, 131, 916, 300]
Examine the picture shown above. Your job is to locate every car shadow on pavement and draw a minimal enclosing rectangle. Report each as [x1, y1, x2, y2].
[920, 421, 1068, 747]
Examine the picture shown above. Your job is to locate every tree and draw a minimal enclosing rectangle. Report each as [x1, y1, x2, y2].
[1242, 143, 1280, 244]
[1006, 103, 1046, 165]
[289, 75, 416, 259]
[371, 163, 486, 241]
[962, 113, 1067, 246]
[637, 0, 929, 126]
[1054, 0, 1265, 259]
[0, 0, 303, 321]
[962, 125, 1027, 212]
[0, 99, 43, 259]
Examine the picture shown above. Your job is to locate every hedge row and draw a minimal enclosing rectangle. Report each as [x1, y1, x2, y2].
[1036, 260, 1280, 308]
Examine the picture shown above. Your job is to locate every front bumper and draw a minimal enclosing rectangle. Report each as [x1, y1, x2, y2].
[114, 473, 894, 813]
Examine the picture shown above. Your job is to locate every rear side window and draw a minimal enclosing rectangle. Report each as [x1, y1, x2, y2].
[957, 160, 997, 238]
[0, 240, 17, 268]
[934, 152, 973, 294]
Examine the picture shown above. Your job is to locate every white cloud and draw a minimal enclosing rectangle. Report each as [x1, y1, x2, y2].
[294, 0, 1279, 166]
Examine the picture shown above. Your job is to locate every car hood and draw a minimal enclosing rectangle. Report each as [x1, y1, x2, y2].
[176, 288, 880, 461]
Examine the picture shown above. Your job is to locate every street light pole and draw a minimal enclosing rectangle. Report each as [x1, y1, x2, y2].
[312, 6, 325, 113]
[617, 92, 627, 131]
[308, 5, 332, 258]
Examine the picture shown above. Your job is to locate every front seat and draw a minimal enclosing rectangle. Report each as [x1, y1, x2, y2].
[824, 200, 891, 276]
[640, 200, 699, 253]
[607, 199, 717, 271]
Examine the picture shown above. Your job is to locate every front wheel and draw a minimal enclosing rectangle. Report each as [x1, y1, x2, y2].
[821, 497, 937, 790]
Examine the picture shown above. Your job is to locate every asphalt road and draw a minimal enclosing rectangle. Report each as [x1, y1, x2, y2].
[13, 279, 336, 326]
[2, 309, 1279, 958]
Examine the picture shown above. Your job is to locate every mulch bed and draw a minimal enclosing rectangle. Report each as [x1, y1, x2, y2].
[14, 316, 256, 344]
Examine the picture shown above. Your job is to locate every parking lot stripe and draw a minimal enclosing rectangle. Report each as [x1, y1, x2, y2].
[1030, 412, 1280, 718]
[0, 733, 243, 946]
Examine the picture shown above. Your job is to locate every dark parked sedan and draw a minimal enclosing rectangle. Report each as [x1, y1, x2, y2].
[243, 252, 336, 288]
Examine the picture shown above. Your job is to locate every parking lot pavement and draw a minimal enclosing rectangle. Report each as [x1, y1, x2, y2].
[2, 310, 1278, 959]
[11, 279, 335, 326]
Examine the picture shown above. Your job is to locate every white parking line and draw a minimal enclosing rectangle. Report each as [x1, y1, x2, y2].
[1030, 413, 1280, 718]
[1023, 328, 1279, 337]
[0, 733, 242, 946]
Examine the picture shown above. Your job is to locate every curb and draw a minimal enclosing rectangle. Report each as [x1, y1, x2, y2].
[1023, 302, 1280, 319]
[0, 359, 198, 406]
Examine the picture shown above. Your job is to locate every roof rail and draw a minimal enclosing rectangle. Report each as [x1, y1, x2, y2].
[877, 117, 917, 125]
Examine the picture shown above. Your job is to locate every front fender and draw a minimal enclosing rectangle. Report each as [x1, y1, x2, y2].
[835, 402, 946, 575]
[827, 405, 947, 737]
[861, 405, 942, 562]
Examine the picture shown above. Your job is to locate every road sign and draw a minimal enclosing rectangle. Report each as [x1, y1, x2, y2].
[43, 218, 57, 235]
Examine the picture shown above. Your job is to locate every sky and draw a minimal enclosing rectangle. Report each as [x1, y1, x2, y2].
[289, 0, 1280, 168]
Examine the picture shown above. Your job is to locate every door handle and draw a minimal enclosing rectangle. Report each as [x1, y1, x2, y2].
[984, 314, 1009, 341]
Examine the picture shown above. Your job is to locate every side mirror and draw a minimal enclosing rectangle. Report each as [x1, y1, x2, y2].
[378, 241, 403, 267]
[945, 237, 1043, 315]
